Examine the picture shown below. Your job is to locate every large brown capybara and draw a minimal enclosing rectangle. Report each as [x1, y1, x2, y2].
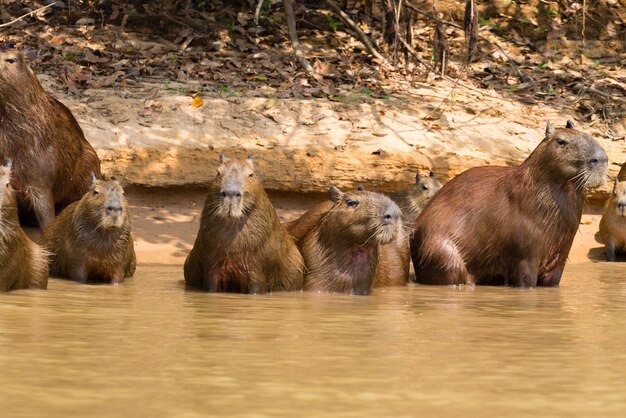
[0, 159, 48, 291]
[40, 176, 136, 284]
[411, 120, 608, 287]
[0, 43, 101, 230]
[599, 178, 626, 261]
[184, 153, 304, 294]
[287, 186, 404, 295]
[390, 171, 442, 223]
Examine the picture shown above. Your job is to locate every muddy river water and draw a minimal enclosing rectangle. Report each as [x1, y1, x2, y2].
[1, 262, 625, 417]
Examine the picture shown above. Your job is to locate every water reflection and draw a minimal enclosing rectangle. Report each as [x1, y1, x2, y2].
[1, 263, 625, 417]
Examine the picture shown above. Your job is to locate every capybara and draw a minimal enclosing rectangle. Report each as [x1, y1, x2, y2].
[184, 154, 304, 293]
[0, 159, 48, 291]
[411, 120, 608, 287]
[0, 43, 101, 230]
[390, 171, 442, 223]
[599, 178, 626, 261]
[287, 186, 404, 295]
[40, 176, 136, 284]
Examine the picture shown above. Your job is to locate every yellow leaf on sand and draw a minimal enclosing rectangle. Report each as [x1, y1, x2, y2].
[192, 97, 204, 108]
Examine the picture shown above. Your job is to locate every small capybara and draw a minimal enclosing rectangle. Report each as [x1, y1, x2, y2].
[411, 120, 608, 287]
[287, 186, 403, 295]
[0, 159, 48, 291]
[184, 153, 304, 293]
[40, 176, 136, 284]
[0, 43, 101, 230]
[390, 171, 442, 223]
[599, 178, 626, 261]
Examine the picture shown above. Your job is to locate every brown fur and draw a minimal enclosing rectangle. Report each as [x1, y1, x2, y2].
[390, 171, 442, 223]
[599, 178, 626, 261]
[288, 187, 404, 295]
[0, 161, 48, 291]
[0, 45, 101, 230]
[411, 121, 608, 287]
[184, 154, 304, 293]
[40, 177, 136, 284]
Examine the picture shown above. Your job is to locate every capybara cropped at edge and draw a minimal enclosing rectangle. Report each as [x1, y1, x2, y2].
[599, 178, 626, 261]
[184, 154, 304, 294]
[40, 176, 136, 284]
[390, 171, 442, 223]
[411, 120, 608, 287]
[287, 186, 404, 295]
[0, 159, 48, 292]
[0, 43, 101, 230]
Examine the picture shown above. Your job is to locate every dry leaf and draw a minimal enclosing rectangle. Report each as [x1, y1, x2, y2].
[192, 97, 204, 108]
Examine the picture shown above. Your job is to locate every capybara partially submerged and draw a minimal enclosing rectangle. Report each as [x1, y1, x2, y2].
[599, 178, 626, 261]
[411, 120, 608, 287]
[287, 186, 404, 295]
[184, 154, 304, 293]
[41, 176, 136, 284]
[0, 159, 48, 291]
[0, 43, 101, 230]
[390, 171, 442, 223]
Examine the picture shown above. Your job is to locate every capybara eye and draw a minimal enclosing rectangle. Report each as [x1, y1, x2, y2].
[5, 183, 9, 188]
[422, 185, 429, 191]
[249, 173, 254, 177]
[93, 190, 99, 195]
[4, 58, 16, 64]
[346, 199, 359, 208]
[557, 138, 568, 146]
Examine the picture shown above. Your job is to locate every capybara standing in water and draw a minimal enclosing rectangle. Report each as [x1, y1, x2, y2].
[390, 171, 442, 223]
[41, 176, 136, 284]
[411, 120, 608, 287]
[0, 159, 48, 291]
[184, 154, 304, 294]
[599, 178, 626, 261]
[0, 43, 101, 230]
[287, 186, 404, 295]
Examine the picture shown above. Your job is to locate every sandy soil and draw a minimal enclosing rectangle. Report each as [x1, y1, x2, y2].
[28, 187, 607, 269]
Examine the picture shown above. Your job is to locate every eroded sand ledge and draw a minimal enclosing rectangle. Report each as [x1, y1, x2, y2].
[41, 76, 625, 200]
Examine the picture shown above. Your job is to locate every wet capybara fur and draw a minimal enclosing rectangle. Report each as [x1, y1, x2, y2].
[390, 171, 442, 223]
[411, 120, 608, 287]
[184, 154, 304, 294]
[0, 159, 48, 291]
[0, 44, 101, 230]
[287, 186, 404, 295]
[41, 176, 136, 284]
[599, 178, 626, 261]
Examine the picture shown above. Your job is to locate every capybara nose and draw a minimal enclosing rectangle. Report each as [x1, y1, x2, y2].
[221, 189, 241, 198]
[382, 207, 401, 224]
[106, 205, 122, 214]
[589, 148, 608, 167]
[618, 201, 626, 210]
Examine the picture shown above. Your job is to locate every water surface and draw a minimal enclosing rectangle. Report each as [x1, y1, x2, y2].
[1, 263, 625, 417]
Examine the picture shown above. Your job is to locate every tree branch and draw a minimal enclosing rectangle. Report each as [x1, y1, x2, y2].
[283, 0, 315, 74]
[0, 2, 56, 28]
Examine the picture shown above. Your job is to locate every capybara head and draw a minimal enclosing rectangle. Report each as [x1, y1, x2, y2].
[321, 186, 402, 246]
[0, 158, 14, 211]
[86, 175, 127, 229]
[212, 153, 260, 219]
[409, 170, 441, 203]
[538, 120, 608, 188]
[610, 178, 626, 217]
[0, 43, 36, 87]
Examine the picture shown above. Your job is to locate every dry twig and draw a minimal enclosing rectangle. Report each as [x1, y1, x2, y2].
[0, 2, 56, 28]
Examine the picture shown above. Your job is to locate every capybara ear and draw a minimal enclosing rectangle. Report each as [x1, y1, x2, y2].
[357, 185, 366, 191]
[246, 154, 254, 170]
[613, 177, 619, 196]
[429, 171, 436, 178]
[24, 49, 38, 63]
[415, 172, 421, 184]
[328, 185, 343, 203]
[566, 120, 575, 129]
[219, 152, 227, 164]
[545, 120, 554, 137]
[91, 172, 97, 185]
[3, 158, 12, 170]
